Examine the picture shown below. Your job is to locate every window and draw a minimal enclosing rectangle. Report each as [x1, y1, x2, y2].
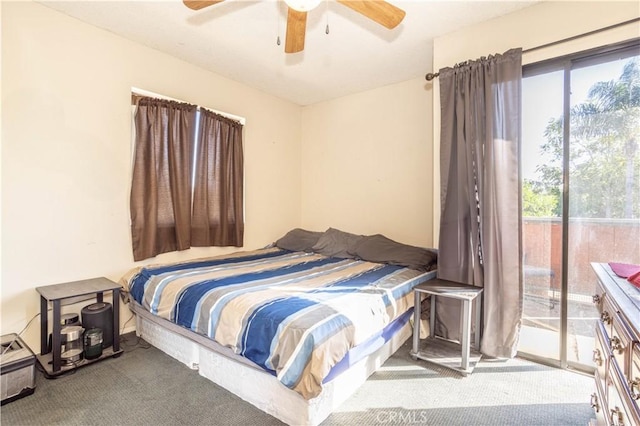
[130, 92, 245, 261]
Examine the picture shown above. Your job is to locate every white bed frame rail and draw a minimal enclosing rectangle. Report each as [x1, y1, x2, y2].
[135, 306, 413, 425]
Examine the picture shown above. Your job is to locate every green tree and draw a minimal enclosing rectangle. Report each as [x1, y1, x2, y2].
[533, 58, 640, 219]
[523, 179, 559, 217]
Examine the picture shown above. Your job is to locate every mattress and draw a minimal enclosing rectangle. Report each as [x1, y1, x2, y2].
[122, 247, 434, 399]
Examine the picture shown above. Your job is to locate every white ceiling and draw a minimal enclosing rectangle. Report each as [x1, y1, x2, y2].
[39, 0, 538, 105]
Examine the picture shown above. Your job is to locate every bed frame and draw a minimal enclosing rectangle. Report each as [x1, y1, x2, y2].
[131, 270, 435, 425]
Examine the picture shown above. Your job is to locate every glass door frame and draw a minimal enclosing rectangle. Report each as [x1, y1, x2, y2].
[518, 38, 640, 374]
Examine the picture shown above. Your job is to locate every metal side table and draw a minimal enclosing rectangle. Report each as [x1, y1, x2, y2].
[36, 277, 123, 377]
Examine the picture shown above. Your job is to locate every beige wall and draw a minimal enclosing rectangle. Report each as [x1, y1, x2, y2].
[300, 77, 434, 248]
[3, 0, 638, 354]
[1, 2, 302, 350]
[431, 1, 640, 244]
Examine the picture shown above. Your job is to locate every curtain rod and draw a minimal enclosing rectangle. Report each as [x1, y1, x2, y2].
[425, 17, 640, 81]
[131, 87, 246, 125]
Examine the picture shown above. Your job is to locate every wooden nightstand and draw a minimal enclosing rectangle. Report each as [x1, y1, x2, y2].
[411, 278, 483, 375]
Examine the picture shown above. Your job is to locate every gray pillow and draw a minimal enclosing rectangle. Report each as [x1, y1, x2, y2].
[311, 228, 364, 259]
[351, 234, 437, 272]
[275, 228, 323, 252]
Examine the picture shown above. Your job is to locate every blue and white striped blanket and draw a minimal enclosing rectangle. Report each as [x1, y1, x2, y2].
[124, 247, 428, 399]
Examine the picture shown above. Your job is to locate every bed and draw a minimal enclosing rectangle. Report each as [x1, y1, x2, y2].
[120, 228, 437, 425]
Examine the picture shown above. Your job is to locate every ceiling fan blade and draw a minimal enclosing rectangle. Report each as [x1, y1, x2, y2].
[285, 8, 307, 54]
[336, 0, 405, 29]
[183, 0, 225, 11]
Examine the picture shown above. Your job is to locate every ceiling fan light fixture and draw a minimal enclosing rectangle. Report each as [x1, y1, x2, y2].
[284, 0, 322, 12]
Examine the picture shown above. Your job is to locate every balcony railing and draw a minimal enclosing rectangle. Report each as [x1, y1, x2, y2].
[520, 217, 639, 364]
[524, 217, 639, 297]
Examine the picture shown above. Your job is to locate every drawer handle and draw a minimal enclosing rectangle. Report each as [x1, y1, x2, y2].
[610, 406, 624, 425]
[592, 349, 603, 366]
[600, 310, 611, 325]
[590, 393, 600, 412]
[610, 336, 624, 354]
[630, 378, 640, 400]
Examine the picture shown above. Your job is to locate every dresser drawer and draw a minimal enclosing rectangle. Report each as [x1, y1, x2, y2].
[595, 321, 611, 402]
[630, 343, 640, 404]
[593, 280, 607, 314]
[611, 313, 634, 374]
[607, 361, 640, 426]
[592, 370, 610, 425]
[600, 296, 617, 335]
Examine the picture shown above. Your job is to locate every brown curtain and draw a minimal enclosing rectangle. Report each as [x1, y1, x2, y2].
[130, 97, 197, 261]
[437, 48, 523, 358]
[191, 109, 244, 247]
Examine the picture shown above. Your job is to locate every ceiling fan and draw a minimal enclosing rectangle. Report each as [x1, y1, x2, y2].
[183, 0, 406, 53]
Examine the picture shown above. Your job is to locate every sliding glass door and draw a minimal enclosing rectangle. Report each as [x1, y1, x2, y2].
[519, 40, 640, 369]
[520, 68, 563, 361]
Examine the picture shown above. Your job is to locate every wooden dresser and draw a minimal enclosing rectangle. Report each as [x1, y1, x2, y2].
[591, 263, 640, 425]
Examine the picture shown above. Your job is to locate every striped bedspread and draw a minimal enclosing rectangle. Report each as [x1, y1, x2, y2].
[123, 247, 429, 399]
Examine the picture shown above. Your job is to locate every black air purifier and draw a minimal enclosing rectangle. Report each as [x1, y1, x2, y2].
[81, 302, 113, 348]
